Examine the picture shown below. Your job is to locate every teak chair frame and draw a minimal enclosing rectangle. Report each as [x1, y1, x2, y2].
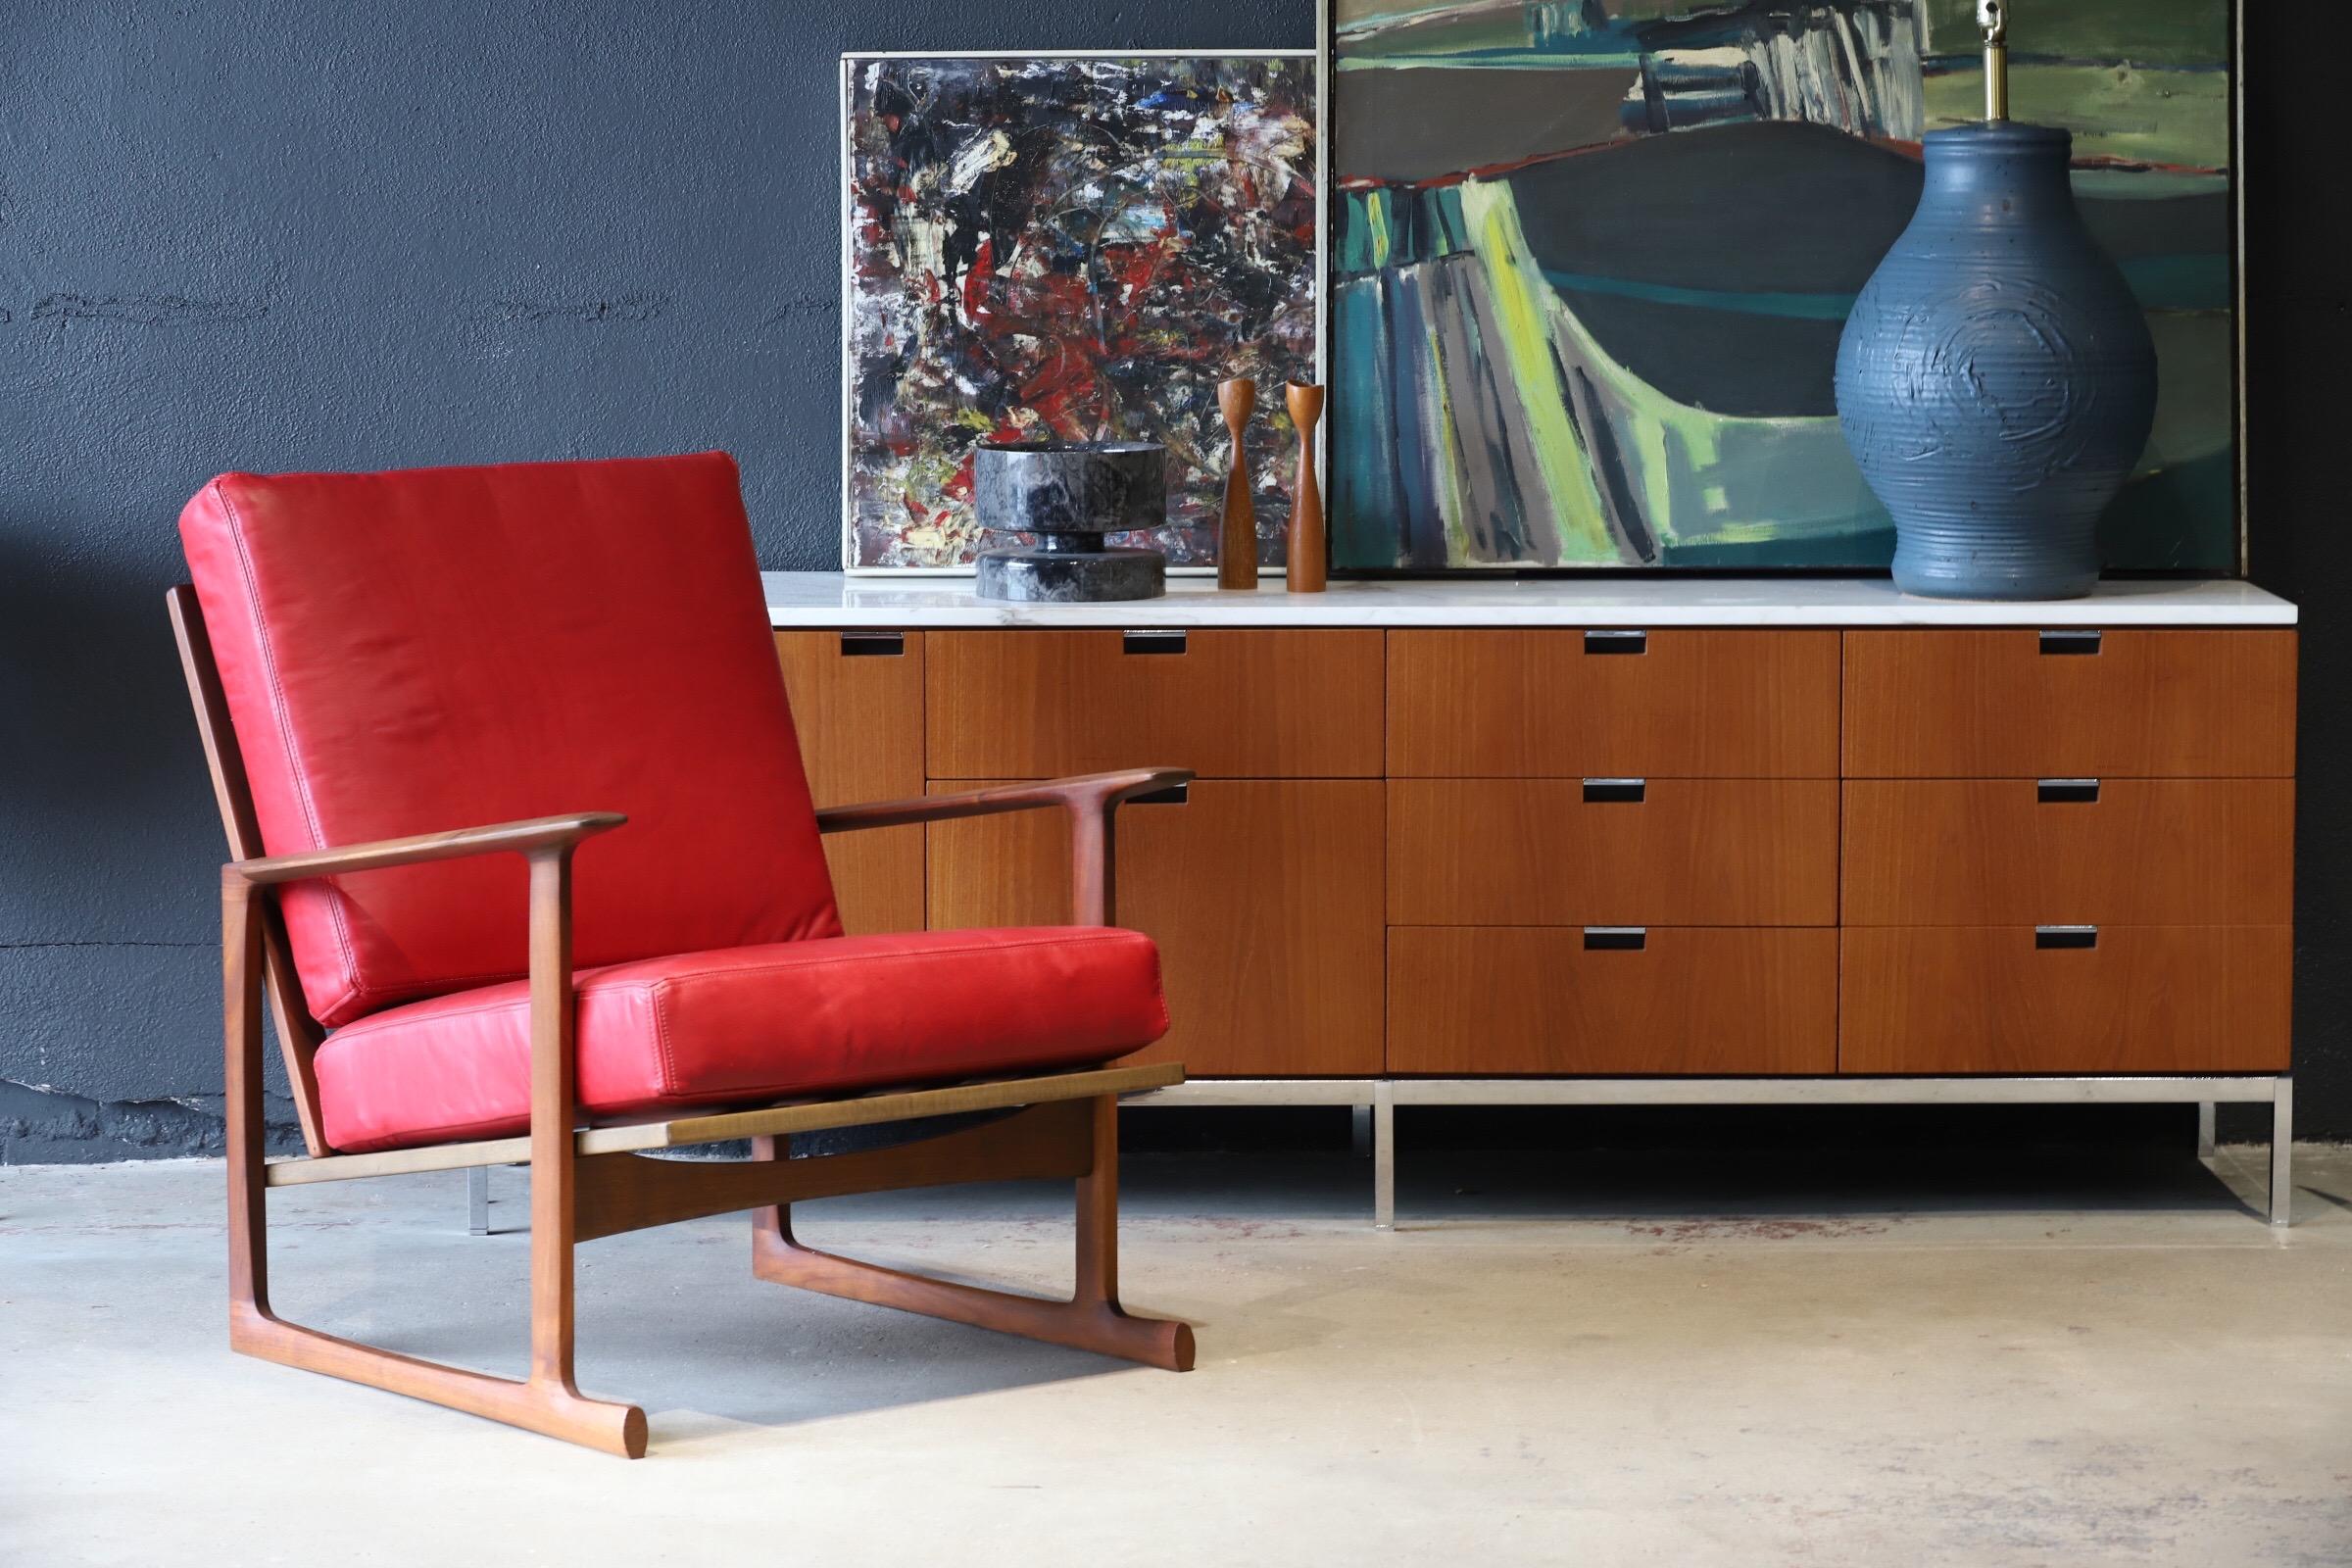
[169, 586, 1198, 1458]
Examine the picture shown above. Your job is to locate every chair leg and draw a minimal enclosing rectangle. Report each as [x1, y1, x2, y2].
[228, 1301, 648, 1457]
[220, 879, 646, 1458]
[750, 1097, 1194, 1371]
[224, 1147, 645, 1456]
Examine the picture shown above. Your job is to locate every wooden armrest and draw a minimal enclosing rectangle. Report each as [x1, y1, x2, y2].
[816, 768, 1193, 926]
[226, 812, 626, 885]
[813, 768, 1194, 835]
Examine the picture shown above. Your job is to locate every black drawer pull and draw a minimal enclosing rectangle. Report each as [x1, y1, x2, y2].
[840, 631, 905, 658]
[1584, 926, 1647, 952]
[1583, 778, 1646, 804]
[2037, 779, 2101, 804]
[2038, 629, 2103, 656]
[1131, 783, 1189, 806]
[1584, 629, 1646, 656]
[2035, 925, 2098, 951]
[1123, 629, 1187, 656]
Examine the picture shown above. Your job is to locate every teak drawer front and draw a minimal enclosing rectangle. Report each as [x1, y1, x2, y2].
[927, 779, 1385, 1076]
[1843, 779, 2293, 926]
[927, 629, 1383, 779]
[1839, 926, 2292, 1074]
[1387, 629, 1839, 777]
[1843, 629, 2297, 777]
[1388, 927, 1838, 1075]
[1389, 779, 1838, 926]
[774, 631, 926, 936]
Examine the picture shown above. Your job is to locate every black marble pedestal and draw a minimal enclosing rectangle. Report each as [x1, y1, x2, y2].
[973, 440, 1167, 603]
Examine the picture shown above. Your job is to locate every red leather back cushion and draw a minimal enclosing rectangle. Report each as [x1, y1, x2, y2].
[180, 452, 841, 1028]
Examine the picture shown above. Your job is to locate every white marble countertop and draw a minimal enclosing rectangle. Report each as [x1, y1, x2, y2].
[765, 572, 2296, 628]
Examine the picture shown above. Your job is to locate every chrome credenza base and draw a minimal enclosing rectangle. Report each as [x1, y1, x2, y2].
[1121, 1075, 2296, 1232]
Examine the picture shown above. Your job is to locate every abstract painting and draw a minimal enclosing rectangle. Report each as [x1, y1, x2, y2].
[1328, 0, 2238, 572]
[843, 54, 1319, 571]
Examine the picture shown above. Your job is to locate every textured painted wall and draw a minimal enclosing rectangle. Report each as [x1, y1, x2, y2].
[0, 1, 2341, 1157]
[0, 0, 1314, 1158]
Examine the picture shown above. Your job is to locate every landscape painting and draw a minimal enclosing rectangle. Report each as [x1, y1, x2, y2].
[843, 54, 1320, 571]
[1328, 0, 2238, 572]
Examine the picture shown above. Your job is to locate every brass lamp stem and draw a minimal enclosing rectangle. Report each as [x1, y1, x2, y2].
[1978, 0, 2009, 121]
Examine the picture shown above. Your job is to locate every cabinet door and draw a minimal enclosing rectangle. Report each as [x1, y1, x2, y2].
[927, 629, 1384, 779]
[927, 779, 1386, 1076]
[1388, 629, 1840, 777]
[773, 631, 925, 936]
[1840, 925, 2291, 1074]
[1389, 778, 1838, 926]
[1389, 927, 1838, 1075]
[1843, 778, 2293, 926]
[1843, 630, 2297, 777]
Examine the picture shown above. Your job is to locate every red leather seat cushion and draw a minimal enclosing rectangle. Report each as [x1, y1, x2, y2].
[179, 453, 840, 1028]
[312, 927, 1168, 1152]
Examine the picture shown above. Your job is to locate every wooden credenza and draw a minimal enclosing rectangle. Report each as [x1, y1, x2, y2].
[768, 575, 2300, 1225]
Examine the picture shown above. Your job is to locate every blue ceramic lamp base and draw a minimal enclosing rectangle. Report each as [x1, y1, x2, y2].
[1835, 122, 2157, 602]
[1890, 513, 2100, 604]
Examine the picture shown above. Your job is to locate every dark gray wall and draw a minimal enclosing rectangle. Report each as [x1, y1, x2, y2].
[2241, 7, 2349, 1144]
[1, 2, 2341, 1159]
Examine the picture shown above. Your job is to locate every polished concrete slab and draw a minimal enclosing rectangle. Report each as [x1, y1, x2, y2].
[3, 1143, 2348, 1566]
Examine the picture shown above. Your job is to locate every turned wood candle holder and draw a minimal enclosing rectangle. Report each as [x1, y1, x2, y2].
[1216, 377, 1258, 591]
[1285, 382, 1326, 594]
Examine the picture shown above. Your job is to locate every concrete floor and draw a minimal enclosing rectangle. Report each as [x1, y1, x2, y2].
[3, 1142, 2349, 1566]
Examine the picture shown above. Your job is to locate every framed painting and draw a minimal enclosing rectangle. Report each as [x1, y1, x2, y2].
[841, 52, 1321, 573]
[1325, 0, 2241, 573]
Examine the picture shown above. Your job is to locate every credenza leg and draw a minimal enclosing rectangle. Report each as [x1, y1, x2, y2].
[1351, 1104, 1373, 1158]
[1373, 1082, 1396, 1231]
[2196, 1102, 2217, 1160]
[2269, 1076, 2294, 1228]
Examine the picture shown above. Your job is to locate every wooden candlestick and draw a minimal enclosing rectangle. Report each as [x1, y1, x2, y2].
[1216, 378, 1258, 591]
[1284, 382, 1326, 594]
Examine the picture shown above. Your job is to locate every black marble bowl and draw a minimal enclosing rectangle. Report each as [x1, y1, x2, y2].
[973, 440, 1165, 536]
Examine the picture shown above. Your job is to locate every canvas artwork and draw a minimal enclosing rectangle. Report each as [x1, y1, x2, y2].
[842, 54, 1320, 572]
[1328, 0, 2239, 572]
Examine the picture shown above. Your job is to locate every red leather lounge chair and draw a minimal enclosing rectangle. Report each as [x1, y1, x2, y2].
[170, 451, 1195, 1456]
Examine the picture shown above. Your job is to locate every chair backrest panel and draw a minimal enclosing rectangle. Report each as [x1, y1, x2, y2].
[169, 584, 329, 1152]
[179, 452, 841, 1029]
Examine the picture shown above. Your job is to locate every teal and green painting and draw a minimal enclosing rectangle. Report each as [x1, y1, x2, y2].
[1329, 0, 2238, 570]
